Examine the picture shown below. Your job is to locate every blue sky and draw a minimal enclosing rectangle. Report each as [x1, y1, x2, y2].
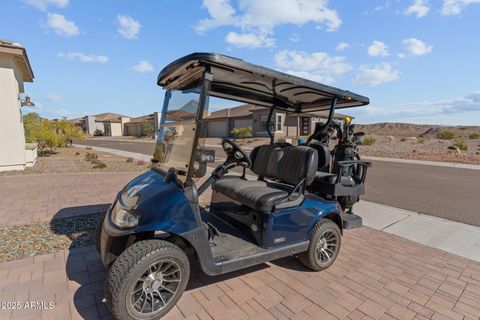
[1, 0, 479, 125]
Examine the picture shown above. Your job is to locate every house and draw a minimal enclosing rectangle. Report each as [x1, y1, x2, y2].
[72, 112, 130, 136]
[0, 39, 36, 172]
[124, 112, 161, 138]
[204, 104, 349, 138]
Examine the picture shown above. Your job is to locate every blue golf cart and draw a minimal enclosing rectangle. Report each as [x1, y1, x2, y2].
[98, 53, 371, 319]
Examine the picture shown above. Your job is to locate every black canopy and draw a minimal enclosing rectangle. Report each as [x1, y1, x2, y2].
[157, 52, 369, 113]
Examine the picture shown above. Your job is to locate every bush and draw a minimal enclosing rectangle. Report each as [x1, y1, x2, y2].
[400, 137, 407, 142]
[126, 157, 134, 163]
[137, 160, 145, 165]
[451, 138, 468, 151]
[85, 152, 98, 162]
[23, 113, 84, 154]
[469, 132, 480, 139]
[362, 136, 376, 146]
[75, 151, 80, 156]
[92, 161, 107, 169]
[231, 127, 252, 141]
[85, 146, 92, 150]
[437, 130, 455, 140]
[417, 137, 427, 144]
[93, 129, 103, 136]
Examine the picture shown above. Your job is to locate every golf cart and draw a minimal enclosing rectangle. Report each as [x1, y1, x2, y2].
[98, 53, 371, 320]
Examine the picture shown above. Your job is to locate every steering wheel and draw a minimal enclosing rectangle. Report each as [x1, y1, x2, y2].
[221, 138, 252, 168]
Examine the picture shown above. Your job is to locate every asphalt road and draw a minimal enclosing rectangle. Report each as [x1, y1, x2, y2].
[74, 139, 480, 226]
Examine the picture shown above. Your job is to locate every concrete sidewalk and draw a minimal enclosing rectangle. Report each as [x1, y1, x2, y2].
[356, 201, 480, 262]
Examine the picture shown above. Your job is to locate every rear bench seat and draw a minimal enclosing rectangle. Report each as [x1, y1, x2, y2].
[212, 144, 318, 213]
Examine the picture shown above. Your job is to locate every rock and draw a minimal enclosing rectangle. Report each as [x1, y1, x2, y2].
[406, 136, 417, 141]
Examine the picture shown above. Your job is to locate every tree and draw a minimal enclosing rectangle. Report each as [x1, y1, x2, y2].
[142, 121, 154, 137]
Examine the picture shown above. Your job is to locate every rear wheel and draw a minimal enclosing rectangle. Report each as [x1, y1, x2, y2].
[105, 240, 190, 320]
[298, 218, 341, 271]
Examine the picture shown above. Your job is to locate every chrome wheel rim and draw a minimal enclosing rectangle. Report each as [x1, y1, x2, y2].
[315, 230, 338, 265]
[131, 259, 182, 314]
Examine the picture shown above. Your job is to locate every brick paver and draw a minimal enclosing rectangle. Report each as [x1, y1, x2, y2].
[0, 172, 138, 227]
[1, 228, 479, 320]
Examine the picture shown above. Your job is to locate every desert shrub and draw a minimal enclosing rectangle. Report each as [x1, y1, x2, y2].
[23, 113, 84, 154]
[137, 160, 145, 165]
[362, 136, 376, 146]
[400, 137, 407, 142]
[451, 138, 468, 151]
[92, 161, 107, 169]
[93, 129, 103, 136]
[126, 157, 134, 163]
[469, 132, 480, 139]
[75, 151, 80, 155]
[85, 146, 92, 150]
[437, 130, 455, 140]
[417, 137, 427, 144]
[85, 153, 98, 162]
[231, 127, 252, 140]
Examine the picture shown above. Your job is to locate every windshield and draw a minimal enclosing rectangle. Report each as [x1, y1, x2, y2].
[152, 87, 206, 182]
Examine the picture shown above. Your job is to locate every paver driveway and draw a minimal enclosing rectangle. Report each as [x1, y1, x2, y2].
[1, 228, 479, 320]
[0, 172, 138, 227]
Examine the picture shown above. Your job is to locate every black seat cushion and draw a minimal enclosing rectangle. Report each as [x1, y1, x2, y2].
[212, 176, 303, 213]
[213, 144, 317, 213]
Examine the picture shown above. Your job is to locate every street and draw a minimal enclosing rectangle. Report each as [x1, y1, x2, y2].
[74, 138, 480, 226]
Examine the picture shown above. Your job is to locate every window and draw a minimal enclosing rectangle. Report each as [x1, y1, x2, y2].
[261, 113, 283, 132]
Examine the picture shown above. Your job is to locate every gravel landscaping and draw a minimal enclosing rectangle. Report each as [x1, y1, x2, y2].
[0, 146, 150, 176]
[0, 212, 105, 262]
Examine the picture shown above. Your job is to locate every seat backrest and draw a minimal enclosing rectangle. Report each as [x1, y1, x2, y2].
[250, 144, 318, 186]
[308, 142, 330, 170]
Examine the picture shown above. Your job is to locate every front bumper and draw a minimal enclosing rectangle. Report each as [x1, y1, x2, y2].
[99, 206, 136, 268]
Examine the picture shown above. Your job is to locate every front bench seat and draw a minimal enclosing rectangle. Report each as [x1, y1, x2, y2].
[212, 144, 318, 213]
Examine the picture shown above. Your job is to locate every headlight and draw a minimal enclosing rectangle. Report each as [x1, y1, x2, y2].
[111, 202, 138, 228]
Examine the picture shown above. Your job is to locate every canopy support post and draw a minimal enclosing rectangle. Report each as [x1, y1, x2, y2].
[266, 107, 275, 144]
[319, 96, 338, 132]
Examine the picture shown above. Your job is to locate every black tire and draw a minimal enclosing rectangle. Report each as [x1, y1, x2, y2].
[298, 218, 341, 271]
[105, 240, 190, 320]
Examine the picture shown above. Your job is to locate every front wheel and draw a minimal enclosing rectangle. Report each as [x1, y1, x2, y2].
[298, 218, 341, 271]
[105, 240, 190, 320]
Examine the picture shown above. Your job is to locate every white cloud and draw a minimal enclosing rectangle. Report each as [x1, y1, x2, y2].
[367, 41, 389, 57]
[404, 0, 430, 18]
[441, 0, 480, 15]
[225, 32, 275, 48]
[46, 93, 63, 102]
[335, 42, 349, 51]
[131, 60, 154, 73]
[117, 15, 141, 39]
[353, 63, 399, 86]
[403, 38, 433, 56]
[58, 52, 109, 63]
[274, 49, 352, 84]
[196, 0, 341, 47]
[23, 0, 69, 11]
[45, 13, 79, 37]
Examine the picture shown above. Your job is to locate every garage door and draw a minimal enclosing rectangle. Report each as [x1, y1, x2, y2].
[233, 119, 252, 129]
[207, 121, 227, 137]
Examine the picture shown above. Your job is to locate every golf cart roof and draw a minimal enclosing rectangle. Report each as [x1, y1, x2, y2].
[157, 52, 369, 113]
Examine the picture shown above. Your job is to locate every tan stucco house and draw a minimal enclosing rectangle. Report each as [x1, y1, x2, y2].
[0, 39, 36, 172]
[204, 104, 349, 138]
[71, 112, 130, 136]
